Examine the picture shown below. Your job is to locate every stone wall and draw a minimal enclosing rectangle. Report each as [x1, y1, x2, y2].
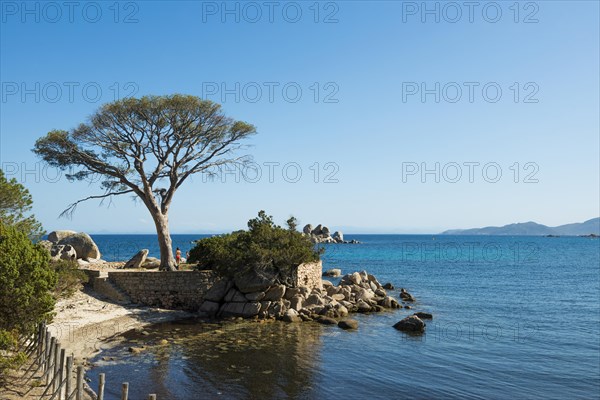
[294, 261, 323, 290]
[107, 270, 217, 310]
[101, 262, 323, 311]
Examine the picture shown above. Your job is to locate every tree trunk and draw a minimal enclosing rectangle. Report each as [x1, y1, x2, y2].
[152, 211, 176, 271]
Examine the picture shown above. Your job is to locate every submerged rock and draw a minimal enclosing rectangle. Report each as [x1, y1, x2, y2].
[393, 316, 425, 333]
[316, 316, 338, 325]
[338, 319, 359, 330]
[399, 289, 415, 302]
[413, 312, 433, 319]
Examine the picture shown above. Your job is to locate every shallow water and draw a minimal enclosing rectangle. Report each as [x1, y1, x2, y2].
[88, 235, 600, 399]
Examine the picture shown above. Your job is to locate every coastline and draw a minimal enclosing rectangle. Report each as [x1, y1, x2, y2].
[49, 288, 195, 363]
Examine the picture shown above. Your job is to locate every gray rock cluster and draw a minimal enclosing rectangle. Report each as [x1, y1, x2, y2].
[302, 224, 359, 244]
[198, 270, 402, 328]
[40, 230, 101, 262]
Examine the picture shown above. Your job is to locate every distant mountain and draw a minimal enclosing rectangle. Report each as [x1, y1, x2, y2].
[441, 218, 600, 236]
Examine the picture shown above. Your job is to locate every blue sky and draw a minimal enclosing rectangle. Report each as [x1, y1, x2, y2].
[1, 1, 598, 234]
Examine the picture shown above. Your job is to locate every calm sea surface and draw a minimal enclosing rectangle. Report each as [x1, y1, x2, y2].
[87, 235, 600, 399]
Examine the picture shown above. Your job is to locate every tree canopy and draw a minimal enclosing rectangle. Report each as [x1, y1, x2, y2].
[0, 169, 44, 240]
[33, 95, 256, 270]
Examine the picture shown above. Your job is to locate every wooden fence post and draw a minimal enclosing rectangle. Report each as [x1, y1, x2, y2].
[59, 348, 66, 399]
[37, 323, 44, 358]
[53, 342, 60, 393]
[44, 331, 51, 372]
[98, 373, 106, 400]
[76, 365, 84, 400]
[65, 355, 73, 400]
[121, 382, 129, 400]
[46, 337, 56, 384]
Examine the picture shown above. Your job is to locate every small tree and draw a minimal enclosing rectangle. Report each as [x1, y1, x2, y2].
[0, 169, 44, 240]
[189, 211, 322, 284]
[33, 95, 256, 270]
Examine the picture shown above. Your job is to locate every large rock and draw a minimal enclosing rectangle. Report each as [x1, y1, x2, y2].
[204, 279, 233, 303]
[245, 291, 265, 302]
[57, 232, 101, 259]
[290, 295, 304, 311]
[50, 244, 77, 261]
[38, 240, 54, 252]
[380, 296, 401, 309]
[323, 269, 342, 277]
[242, 302, 261, 317]
[234, 268, 278, 293]
[263, 285, 286, 301]
[282, 309, 301, 323]
[311, 224, 323, 235]
[332, 231, 344, 242]
[304, 294, 325, 307]
[303, 224, 313, 235]
[199, 300, 220, 316]
[124, 249, 149, 269]
[219, 302, 246, 318]
[393, 315, 426, 333]
[321, 226, 330, 235]
[224, 288, 247, 303]
[47, 230, 77, 243]
[219, 302, 261, 318]
[141, 257, 161, 269]
[266, 301, 287, 319]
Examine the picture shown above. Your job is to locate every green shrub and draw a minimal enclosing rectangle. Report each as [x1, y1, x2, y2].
[189, 211, 322, 283]
[52, 259, 88, 298]
[0, 221, 57, 372]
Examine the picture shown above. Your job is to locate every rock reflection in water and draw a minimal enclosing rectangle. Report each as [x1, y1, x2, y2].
[90, 320, 324, 399]
[180, 321, 322, 398]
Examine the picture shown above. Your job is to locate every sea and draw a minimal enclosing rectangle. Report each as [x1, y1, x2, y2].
[84, 234, 600, 399]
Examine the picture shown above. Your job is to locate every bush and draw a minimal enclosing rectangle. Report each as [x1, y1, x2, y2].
[189, 211, 322, 284]
[52, 259, 88, 298]
[0, 222, 57, 372]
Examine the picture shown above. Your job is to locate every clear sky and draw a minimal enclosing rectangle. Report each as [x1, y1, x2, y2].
[1, 1, 598, 234]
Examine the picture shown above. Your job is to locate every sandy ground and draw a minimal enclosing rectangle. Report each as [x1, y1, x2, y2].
[49, 287, 194, 362]
[1, 284, 195, 399]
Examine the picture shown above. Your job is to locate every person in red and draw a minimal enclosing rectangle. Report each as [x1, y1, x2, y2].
[175, 247, 182, 269]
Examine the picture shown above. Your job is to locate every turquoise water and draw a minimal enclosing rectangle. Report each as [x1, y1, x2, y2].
[87, 235, 600, 399]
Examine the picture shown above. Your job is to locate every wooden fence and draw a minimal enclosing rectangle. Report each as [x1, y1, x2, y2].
[17, 323, 159, 400]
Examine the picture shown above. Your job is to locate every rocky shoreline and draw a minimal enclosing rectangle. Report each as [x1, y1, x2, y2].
[198, 269, 430, 332]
